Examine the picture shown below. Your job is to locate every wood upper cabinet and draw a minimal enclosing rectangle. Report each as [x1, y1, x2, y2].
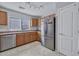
[16, 33, 25, 46]
[32, 18, 39, 26]
[0, 11, 7, 25]
[38, 19, 41, 26]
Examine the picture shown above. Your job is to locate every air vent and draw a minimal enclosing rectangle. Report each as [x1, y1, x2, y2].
[19, 6, 25, 9]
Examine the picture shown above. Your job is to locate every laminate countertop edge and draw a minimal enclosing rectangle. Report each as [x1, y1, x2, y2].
[0, 30, 41, 35]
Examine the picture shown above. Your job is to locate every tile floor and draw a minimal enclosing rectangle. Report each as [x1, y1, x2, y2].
[0, 41, 64, 56]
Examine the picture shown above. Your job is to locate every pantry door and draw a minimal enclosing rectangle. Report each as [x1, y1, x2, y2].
[58, 4, 78, 55]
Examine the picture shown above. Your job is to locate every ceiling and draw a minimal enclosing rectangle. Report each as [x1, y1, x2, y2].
[24, 2, 48, 9]
[0, 2, 73, 16]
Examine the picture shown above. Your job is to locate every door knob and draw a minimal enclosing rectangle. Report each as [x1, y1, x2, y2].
[78, 30, 79, 33]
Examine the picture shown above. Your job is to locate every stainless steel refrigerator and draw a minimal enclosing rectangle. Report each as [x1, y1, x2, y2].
[41, 16, 55, 51]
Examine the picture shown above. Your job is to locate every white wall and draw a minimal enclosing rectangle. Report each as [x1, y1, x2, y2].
[56, 2, 73, 10]
[0, 7, 35, 31]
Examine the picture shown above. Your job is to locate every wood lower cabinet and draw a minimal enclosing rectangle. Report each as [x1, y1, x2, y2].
[24, 32, 40, 43]
[24, 32, 31, 43]
[16, 33, 25, 46]
[31, 32, 41, 41]
[30, 32, 37, 41]
[16, 32, 41, 46]
[36, 32, 41, 41]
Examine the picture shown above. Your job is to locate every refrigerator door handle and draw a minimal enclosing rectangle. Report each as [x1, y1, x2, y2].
[44, 22, 48, 35]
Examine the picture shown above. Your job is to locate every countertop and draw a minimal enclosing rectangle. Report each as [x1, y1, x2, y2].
[0, 30, 41, 35]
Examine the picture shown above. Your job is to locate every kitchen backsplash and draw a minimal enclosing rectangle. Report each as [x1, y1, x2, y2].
[0, 25, 8, 32]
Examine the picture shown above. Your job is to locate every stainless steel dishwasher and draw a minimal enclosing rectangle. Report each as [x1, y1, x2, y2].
[0, 34, 16, 51]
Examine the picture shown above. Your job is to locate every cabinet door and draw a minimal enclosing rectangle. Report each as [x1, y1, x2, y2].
[31, 32, 40, 41]
[30, 32, 37, 41]
[36, 32, 41, 41]
[16, 33, 24, 46]
[24, 32, 31, 43]
[38, 19, 41, 26]
[0, 11, 7, 25]
[32, 18, 38, 26]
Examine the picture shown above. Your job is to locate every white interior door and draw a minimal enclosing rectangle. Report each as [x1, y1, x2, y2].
[57, 3, 78, 55]
[77, 4, 79, 54]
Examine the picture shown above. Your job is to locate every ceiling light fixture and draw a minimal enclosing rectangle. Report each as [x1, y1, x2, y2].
[19, 2, 48, 10]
